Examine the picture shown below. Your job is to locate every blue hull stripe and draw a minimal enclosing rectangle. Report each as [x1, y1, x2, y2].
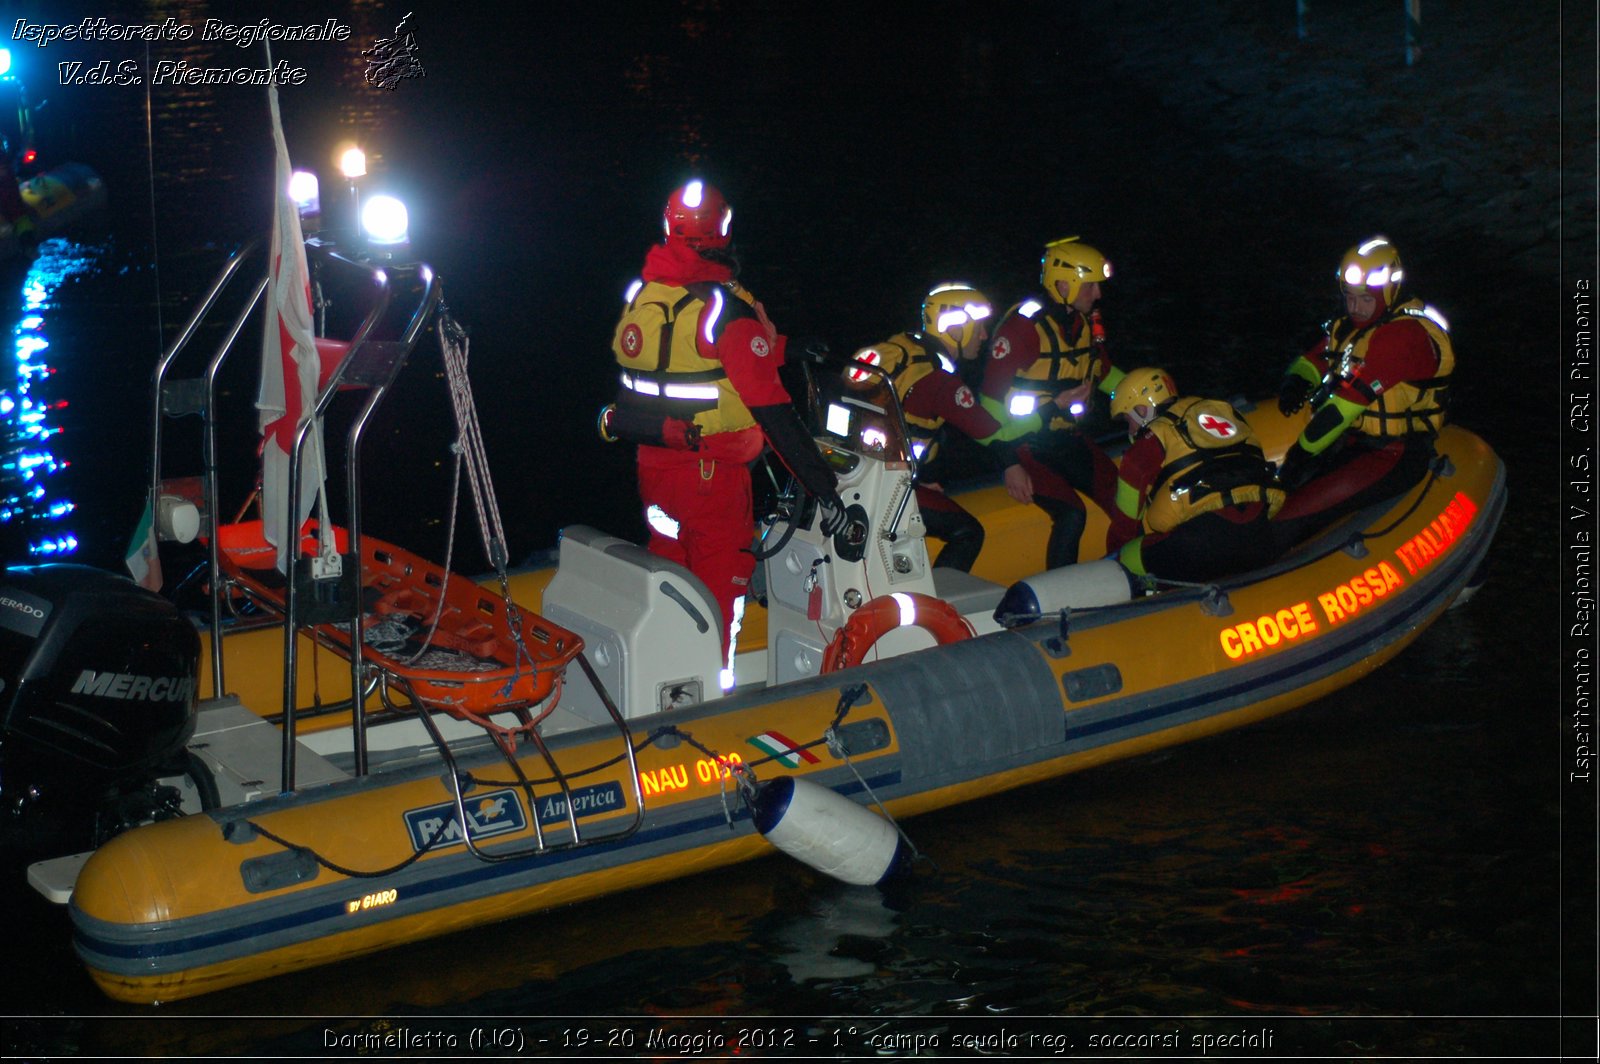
[76, 476, 1503, 978]
[73, 770, 901, 969]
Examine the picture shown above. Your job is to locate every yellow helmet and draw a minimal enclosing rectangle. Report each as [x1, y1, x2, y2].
[1040, 236, 1112, 305]
[921, 282, 991, 356]
[1336, 236, 1405, 308]
[1109, 366, 1176, 422]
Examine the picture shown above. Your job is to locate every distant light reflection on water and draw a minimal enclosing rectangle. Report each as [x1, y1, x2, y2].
[0, 238, 106, 559]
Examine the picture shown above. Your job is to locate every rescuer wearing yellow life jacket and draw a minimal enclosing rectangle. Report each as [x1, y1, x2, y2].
[851, 283, 1083, 572]
[1273, 236, 1454, 542]
[1107, 367, 1285, 585]
[601, 181, 846, 676]
[978, 237, 1125, 569]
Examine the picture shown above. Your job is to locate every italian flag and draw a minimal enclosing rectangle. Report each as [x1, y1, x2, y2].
[747, 731, 820, 768]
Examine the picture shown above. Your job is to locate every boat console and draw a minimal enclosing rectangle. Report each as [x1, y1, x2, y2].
[759, 363, 1005, 684]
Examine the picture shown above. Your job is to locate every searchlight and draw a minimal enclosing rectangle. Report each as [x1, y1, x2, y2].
[288, 169, 320, 226]
[338, 146, 367, 179]
[360, 194, 409, 246]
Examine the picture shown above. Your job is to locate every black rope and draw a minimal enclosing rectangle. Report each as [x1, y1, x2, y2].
[242, 815, 451, 879]
[1351, 453, 1446, 542]
[237, 683, 874, 874]
[650, 683, 869, 773]
[466, 730, 658, 789]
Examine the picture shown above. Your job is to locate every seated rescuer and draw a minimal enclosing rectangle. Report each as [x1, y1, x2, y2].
[1273, 236, 1454, 539]
[1106, 367, 1285, 586]
[850, 283, 1085, 572]
[602, 180, 847, 680]
[979, 237, 1125, 569]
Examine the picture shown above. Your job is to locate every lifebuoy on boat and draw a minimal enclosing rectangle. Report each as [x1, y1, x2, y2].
[821, 591, 973, 673]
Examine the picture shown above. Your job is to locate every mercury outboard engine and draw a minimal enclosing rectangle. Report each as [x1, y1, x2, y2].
[0, 564, 203, 859]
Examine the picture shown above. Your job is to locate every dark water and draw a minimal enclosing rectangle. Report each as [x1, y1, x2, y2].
[1, 1, 1588, 1058]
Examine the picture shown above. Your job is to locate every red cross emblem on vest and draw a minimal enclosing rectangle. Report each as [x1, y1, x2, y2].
[1198, 413, 1237, 438]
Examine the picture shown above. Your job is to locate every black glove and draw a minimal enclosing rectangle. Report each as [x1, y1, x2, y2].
[818, 493, 849, 537]
[1276, 444, 1317, 490]
[1277, 375, 1315, 417]
[793, 337, 833, 365]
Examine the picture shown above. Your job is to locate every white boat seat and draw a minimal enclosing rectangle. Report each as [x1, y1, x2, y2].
[932, 566, 1007, 635]
[538, 525, 724, 733]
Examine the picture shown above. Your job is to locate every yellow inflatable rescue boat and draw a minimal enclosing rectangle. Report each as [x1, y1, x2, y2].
[8, 235, 1501, 1005]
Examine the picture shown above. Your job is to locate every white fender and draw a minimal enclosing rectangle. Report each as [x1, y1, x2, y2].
[992, 558, 1133, 627]
[751, 776, 909, 887]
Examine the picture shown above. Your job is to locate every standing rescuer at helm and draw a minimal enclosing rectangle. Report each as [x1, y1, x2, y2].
[850, 283, 1084, 572]
[979, 236, 1125, 569]
[1272, 236, 1455, 542]
[603, 180, 846, 672]
[1107, 367, 1285, 585]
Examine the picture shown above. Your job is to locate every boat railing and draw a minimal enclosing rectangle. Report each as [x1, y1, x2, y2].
[280, 251, 431, 785]
[149, 237, 264, 697]
[148, 238, 426, 778]
[151, 238, 648, 853]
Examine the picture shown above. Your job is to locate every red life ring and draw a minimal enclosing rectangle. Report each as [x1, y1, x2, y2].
[821, 592, 974, 673]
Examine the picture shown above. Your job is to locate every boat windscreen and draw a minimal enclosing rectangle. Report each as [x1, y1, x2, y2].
[808, 362, 913, 466]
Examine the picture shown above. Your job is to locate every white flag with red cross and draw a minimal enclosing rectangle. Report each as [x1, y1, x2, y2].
[256, 77, 326, 573]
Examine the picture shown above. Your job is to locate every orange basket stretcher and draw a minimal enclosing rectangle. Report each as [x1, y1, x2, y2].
[215, 519, 584, 741]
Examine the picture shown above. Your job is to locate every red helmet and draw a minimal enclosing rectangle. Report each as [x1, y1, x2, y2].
[663, 180, 733, 249]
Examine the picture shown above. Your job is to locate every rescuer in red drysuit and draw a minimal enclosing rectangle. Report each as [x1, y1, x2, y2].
[603, 181, 845, 673]
[1272, 236, 1454, 547]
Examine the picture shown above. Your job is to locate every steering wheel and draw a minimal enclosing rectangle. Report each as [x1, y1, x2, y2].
[751, 458, 805, 561]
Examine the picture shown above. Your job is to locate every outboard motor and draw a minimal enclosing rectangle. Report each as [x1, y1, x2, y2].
[0, 564, 202, 859]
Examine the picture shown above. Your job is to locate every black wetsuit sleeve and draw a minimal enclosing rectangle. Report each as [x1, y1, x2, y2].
[749, 403, 839, 499]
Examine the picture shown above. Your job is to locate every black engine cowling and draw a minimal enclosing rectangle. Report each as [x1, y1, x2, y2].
[0, 564, 201, 857]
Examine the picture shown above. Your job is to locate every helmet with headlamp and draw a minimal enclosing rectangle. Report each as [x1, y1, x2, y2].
[1040, 237, 1112, 306]
[663, 180, 733, 250]
[921, 282, 991, 357]
[1336, 236, 1404, 309]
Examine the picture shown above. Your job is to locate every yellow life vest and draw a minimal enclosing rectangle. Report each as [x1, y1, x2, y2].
[1142, 397, 1286, 534]
[1324, 297, 1454, 439]
[611, 279, 757, 437]
[856, 331, 952, 462]
[996, 298, 1100, 396]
